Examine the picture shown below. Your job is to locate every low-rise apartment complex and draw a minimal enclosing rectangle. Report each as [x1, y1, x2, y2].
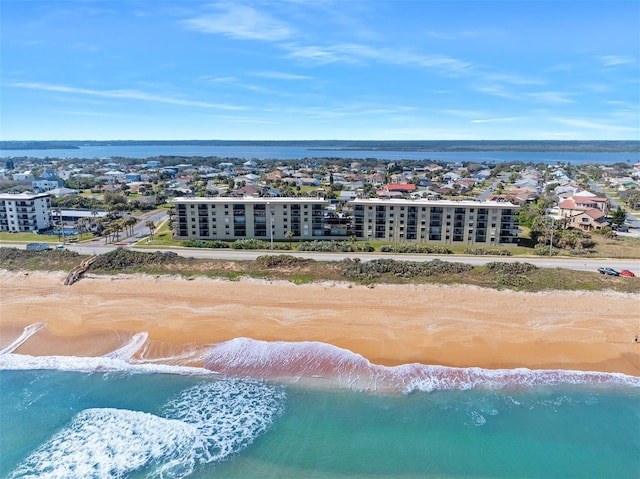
[351, 198, 519, 245]
[0, 192, 52, 233]
[172, 197, 328, 241]
[172, 197, 519, 245]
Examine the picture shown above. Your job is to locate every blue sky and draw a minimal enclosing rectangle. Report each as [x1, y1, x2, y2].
[1, 0, 639, 141]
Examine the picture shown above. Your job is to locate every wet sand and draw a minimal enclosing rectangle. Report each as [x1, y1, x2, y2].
[1, 270, 639, 375]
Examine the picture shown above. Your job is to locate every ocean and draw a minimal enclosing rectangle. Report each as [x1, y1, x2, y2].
[1, 144, 639, 166]
[1, 334, 639, 479]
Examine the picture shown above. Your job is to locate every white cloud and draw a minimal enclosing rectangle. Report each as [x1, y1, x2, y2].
[284, 42, 474, 75]
[475, 85, 519, 100]
[283, 43, 361, 65]
[471, 117, 526, 124]
[252, 71, 312, 80]
[526, 91, 574, 104]
[9, 82, 246, 110]
[182, 3, 294, 41]
[598, 55, 635, 66]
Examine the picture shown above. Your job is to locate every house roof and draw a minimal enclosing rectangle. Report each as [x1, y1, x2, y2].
[386, 183, 416, 192]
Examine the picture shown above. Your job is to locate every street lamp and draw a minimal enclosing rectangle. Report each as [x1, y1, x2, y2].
[548, 215, 555, 256]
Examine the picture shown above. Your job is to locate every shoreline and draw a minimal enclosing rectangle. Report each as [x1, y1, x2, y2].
[1, 270, 639, 377]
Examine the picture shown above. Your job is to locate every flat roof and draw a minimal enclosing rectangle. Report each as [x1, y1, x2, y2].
[51, 209, 108, 217]
[0, 192, 51, 200]
[348, 198, 518, 207]
[171, 196, 328, 204]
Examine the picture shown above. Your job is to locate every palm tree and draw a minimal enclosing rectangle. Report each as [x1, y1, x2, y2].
[77, 218, 88, 240]
[112, 220, 124, 241]
[124, 216, 137, 236]
[145, 220, 156, 241]
[285, 230, 294, 249]
[102, 225, 113, 244]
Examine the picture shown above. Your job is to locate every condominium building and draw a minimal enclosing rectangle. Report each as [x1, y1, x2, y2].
[172, 197, 329, 241]
[0, 192, 52, 233]
[172, 196, 519, 245]
[351, 198, 519, 245]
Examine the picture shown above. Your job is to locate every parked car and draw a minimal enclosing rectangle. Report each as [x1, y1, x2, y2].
[598, 267, 620, 276]
[26, 242, 51, 251]
[620, 270, 636, 277]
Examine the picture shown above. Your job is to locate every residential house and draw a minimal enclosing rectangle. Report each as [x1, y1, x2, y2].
[565, 208, 610, 231]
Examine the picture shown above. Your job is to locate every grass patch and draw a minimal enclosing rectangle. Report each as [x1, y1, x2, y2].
[0, 232, 51, 242]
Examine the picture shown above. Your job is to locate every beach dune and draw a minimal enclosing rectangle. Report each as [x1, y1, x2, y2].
[1, 271, 638, 376]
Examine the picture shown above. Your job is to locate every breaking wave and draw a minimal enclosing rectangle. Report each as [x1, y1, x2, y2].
[9, 408, 198, 479]
[0, 323, 45, 355]
[103, 332, 148, 361]
[10, 379, 286, 479]
[204, 338, 640, 393]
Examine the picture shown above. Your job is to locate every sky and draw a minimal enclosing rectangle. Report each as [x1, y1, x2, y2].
[1, 0, 639, 141]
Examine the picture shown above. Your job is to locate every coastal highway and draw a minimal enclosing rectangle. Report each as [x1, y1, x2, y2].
[2, 242, 639, 273]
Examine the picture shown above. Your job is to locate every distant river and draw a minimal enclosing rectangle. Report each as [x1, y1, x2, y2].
[1, 145, 639, 165]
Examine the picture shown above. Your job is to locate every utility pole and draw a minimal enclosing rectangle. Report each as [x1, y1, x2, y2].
[549, 216, 554, 256]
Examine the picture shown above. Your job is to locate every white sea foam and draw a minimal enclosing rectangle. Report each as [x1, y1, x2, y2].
[205, 338, 640, 393]
[7, 378, 287, 478]
[0, 323, 45, 355]
[2, 336, 639, 394]
[9, 408, 198, 479]
[103, 331, 149, 360]
[163, 380, 287, 464]
[0, 353, 215, 377]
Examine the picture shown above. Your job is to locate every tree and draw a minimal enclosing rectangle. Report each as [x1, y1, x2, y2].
[530, 215, 558, 246]
[102, 225, 113, 244]
[124, 216, 137, 236]
[610, 206, 627, 226]
[285, 230, 294, 249]
[145, 220, 156, 241]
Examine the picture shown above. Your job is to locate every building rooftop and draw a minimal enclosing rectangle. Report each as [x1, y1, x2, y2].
[171, 196, 328, 204]
[349, 198, 518, 207]
[0, 192, 51, 200]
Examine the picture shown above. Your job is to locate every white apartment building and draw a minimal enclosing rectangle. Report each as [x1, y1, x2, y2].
[0, 192, 52, 233]
[351, 198, 519, 245]
[172, 196, 519, 245]
[172, 197, 329, 241]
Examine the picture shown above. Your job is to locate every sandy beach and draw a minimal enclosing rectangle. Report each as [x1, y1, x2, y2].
[1, 270, 639, 376]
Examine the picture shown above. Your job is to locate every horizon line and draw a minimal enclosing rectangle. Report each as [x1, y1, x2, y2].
[3, 139, 639, 143]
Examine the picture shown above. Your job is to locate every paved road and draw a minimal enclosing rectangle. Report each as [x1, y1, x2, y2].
[3, 242, 639, 273]
[80, 210, 169, 247]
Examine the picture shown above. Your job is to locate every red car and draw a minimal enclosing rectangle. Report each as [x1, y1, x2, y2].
[620, 270, 636, 277]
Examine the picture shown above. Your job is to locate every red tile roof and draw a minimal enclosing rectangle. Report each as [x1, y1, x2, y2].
[386, 183, 416, 192]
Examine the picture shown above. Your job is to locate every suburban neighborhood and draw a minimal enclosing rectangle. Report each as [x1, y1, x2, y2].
[1, 154, 639, 254]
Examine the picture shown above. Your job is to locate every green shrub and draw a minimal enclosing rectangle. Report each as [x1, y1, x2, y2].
[231, 239, 271, 250]
[486, 261, 537, 274]
[255, 255, 314, 268]
[380, 243, 453, 254]
[182, 239, 230, 248]
[463, 248, 512, 256]
[89, 248, 183, 272]
[341, 258, 474, 281]
[486, 261, 537, 289]
[298, 240, 374, 253]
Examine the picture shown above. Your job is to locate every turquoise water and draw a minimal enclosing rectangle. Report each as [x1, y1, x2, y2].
[1, 366, 639, 479]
